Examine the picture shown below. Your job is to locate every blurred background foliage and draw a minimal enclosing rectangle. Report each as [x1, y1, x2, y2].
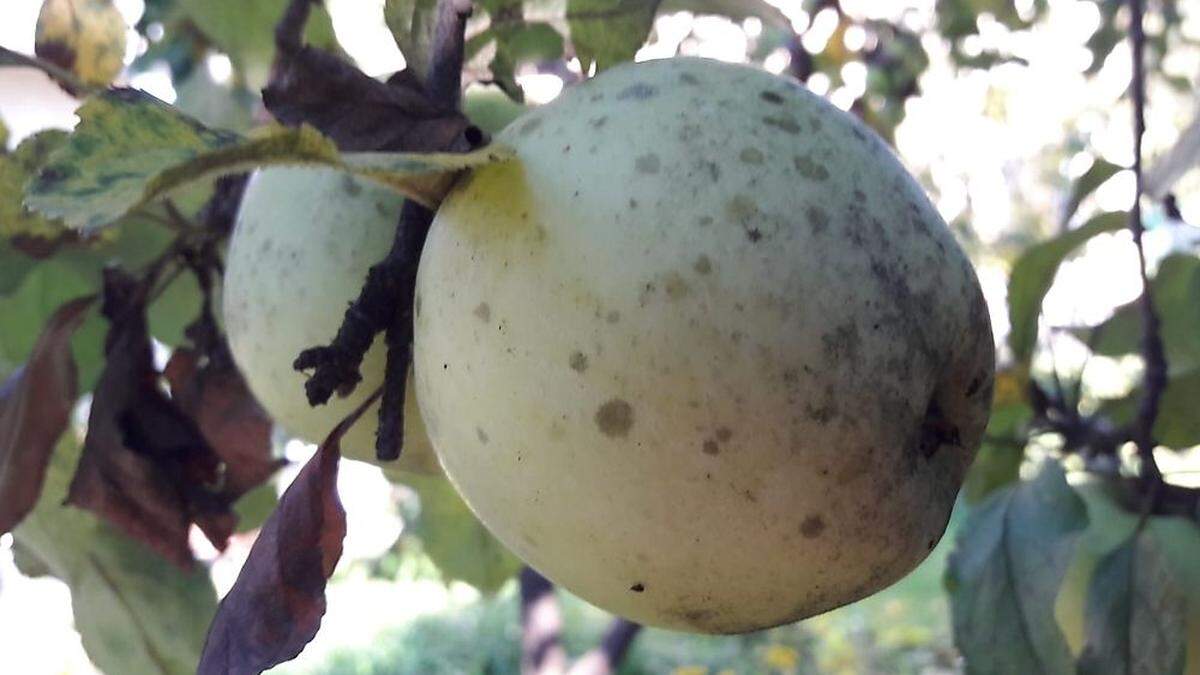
[2, 0, 1200, 673]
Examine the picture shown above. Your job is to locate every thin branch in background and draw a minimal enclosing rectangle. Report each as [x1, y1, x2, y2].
[1127, 0, 1167, 486]
[520, 567, 568, 675]
[518, 567, 643, 675]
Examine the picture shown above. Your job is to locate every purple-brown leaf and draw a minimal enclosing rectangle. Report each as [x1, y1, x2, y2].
[0, 295, 94, 534]
[164, 346, 283, 501]
[66, 269, 230, 568]
[197, 390, 379, 675]
[264, 43, 470, 152]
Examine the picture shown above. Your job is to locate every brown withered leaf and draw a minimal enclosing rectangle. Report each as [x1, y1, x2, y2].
[66, 268, 231, 568]
[197, 389, 380, 675]
[263, 44, 471, 152]
[164, 344, 283, 501]
[0, 295, 94, 535]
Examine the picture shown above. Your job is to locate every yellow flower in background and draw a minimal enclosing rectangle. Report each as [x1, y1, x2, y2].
[762, 644, 799, 671]
[671, 666, 709, 675]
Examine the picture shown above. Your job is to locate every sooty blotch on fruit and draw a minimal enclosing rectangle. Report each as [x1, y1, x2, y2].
[596, 399, 634, 437]
[569, 351, 589, 372]
[630, 583, 645, 592]
[618, 83, 658, 100]
[794, 154, 830, 181]
[693, 255, 712, 275]
[806, 205, 830, 235]
[760, 90, 784, 104]
[763, 116, 801, 134]
[476, 427, 489, 444]
[740, 147, 764, 164]
[473, 302, 491, 322]
[702, 440, 720, 455]
[801, 515, 826, 538]
[635, 154, 661, 174]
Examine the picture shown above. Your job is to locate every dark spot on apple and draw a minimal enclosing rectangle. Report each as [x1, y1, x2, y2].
[794, 154, 830, 181]
[595, 398, 634, 437]
[473, 302, 491, 322]
[740, 147, 764, 164]
[630, 583, 645, 592]
[476, 427, 489, 444]
[569, 351, 589, 372]
[617, 83, 658, 100]
[715, 427, 732, 442]
[760, 90, 784, 104]
[763, 116, 801, 134]
[635, 154, 661, 173]
[517, 117, 542, 136]
[680, 73, 700, 85]
[702, 439, 719, 455]
[693, 255, 712, 275]
[800, 515, 826, 538]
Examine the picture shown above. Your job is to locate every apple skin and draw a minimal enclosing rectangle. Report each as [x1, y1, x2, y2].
[413, 57, 995, 633]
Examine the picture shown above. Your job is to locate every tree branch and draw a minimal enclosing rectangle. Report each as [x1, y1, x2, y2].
[518, 566, 642, 675]
[1127, 0, 1166, 486]
[520, 567, 568, 675]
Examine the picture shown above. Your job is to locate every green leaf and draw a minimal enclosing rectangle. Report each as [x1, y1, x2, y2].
[962, 402, 1031, 503]
[12, 435, 217, 675]
[485, 21, 566, 98]
[232, 481, 279, 533]
[0, 237, 39, 295]
[659, 0, 791, 29]
[25, 89, 515, 232]
[1090, 254, 1200, 373]
[1007, 211, 1127, 364]
[1100, 368, 1200, 449]
[404, 473, 522, 593]
[1077, 530, 1188, 675]
[568, 0, 660, 71]
[385, 0, 439, 80]
[147, 268, 202, 348]
[945, 461, 1087, 674]
[0, 129, 69, 238]
[1055, 482, 1200, 671]
[463, 88, 529, 134]
[1063, 158, 1121, 226]
[181, 0, 339, 88]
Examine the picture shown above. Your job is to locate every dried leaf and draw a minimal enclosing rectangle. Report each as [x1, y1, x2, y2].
[66, 269, 230, 567]
[25, 88, 514, 232]
[164, 345, 283, 500]
[264, 43, 472, 153]
[0, 295, 93, 534]
[197, 391, 379, 675]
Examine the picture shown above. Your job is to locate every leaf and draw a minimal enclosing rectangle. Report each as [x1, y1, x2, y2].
[196, 392, 376, 675]
[182, 0, 339, 89]
[406, 473, 522, 593]
[263, 39, 473, 154]
[1100, 368, 1200, 449]
[1090, 254, 1200, 373]
[25, 88, 514, 232]
[1062, 158, 1121, 226]
[163, 343, 283, 503]
[659, 0, 792, 29]
[1077, 530, 1188, 675]
[0, 237, 39, 295]
[1007, 211, 1127, 364]
[385, 0, 440, 80]
[0, 129, 69, 238]
[66, 268, 232, 567]
[568, 0, 660, 72]
[945, 461, 1087, 674]
[1056, 483, 1200, 673]
[13, 434, 217, 675]
[0, 295, 93, 534]
[1146, 110, 1200, 199]
[962, 401, 1031, 503]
